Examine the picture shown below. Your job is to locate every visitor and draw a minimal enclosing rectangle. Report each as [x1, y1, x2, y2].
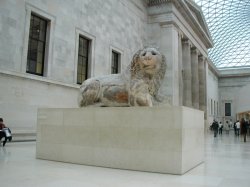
[0, 118, 12, 147]
[219, 122, 223, 135]
[212, 120, 219, 137]
[225, 121, 230, 134]
[233, 121, 237, 135]
[248, 120, 250, 135]
[241, 118, 247, 142]
[229, 120, 233, 129]
[236, 120, 240, 136]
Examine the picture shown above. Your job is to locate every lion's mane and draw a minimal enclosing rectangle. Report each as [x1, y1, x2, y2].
[128, 48, 166, 97]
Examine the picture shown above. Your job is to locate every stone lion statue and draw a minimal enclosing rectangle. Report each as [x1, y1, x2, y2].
[78, 47, 166, 107]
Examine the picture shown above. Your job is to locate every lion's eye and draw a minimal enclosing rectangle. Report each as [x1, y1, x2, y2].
[152, 51, 156, 55]
[142, 52, 146, 56]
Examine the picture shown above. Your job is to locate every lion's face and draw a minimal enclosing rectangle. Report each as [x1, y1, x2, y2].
[129, 47, 166, 96]
[137, 47, 162, 75]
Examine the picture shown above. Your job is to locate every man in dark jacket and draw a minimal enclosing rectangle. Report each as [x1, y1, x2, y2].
[212, 120, 219, 137]
[241, 118, 248, 142]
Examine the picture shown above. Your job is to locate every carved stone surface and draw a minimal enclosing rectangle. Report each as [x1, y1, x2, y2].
[78, 47, 167, 107]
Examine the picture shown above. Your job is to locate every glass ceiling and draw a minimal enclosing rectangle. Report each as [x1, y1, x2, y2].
[193, 0, 250, 69]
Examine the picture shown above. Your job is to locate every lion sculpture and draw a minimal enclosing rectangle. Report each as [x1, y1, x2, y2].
[78, 47, 166, 107]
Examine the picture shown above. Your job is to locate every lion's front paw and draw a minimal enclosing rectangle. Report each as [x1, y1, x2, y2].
[129, 92, 153, 106]
[129, 79, 153, 106]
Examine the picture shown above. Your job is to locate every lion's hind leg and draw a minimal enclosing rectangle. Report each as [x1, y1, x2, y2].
[78, 79, 101, 107]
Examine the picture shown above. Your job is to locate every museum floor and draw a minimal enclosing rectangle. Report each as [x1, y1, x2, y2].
[1, 131, 250, 187]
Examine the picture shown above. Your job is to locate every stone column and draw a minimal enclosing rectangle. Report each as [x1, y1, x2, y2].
[182, 39, 192, 107]
[204, 59, 208, 120]
[159, 24, 181, 106]
[198, 55, 205, 112]
[191, 47, 199, 109]
[178, 31, 183, 106]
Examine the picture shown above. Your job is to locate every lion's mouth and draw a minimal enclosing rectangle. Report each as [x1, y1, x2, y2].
[144, 65, 155, 70]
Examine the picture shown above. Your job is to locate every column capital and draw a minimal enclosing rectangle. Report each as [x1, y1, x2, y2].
[198, 55, 206, 63]
[178, 30, 184, 38]
[182, 39, 192, 48]
[191, 47, 199, 54]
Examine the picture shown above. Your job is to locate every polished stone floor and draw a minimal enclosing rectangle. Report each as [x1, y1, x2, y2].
[1, 131, 250, 187]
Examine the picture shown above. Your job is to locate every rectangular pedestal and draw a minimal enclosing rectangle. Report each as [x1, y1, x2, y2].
[36, 106, 204, 174]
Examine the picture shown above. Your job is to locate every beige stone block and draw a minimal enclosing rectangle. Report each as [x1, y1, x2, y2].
[36, 142, 63, 161]
[38, 109, 64, 126]
[63, 108, 95, 126]
[36, 106, 204, 175]
[182, 149, 204, 173]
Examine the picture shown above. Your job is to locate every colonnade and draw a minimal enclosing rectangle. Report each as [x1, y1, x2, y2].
[180, 36, 207, 112]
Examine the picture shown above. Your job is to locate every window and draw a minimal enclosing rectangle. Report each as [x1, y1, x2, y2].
[211, 99, 213, 115]
[111, 51, 120, 74]
[214, 100, 216, 115]
[217, 102, 219, 115]
[26, 14, 47, 76]
[225, 103, 231, 116]
[77, 36, 90, 84]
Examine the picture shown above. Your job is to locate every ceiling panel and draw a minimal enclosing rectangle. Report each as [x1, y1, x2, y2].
[193, 0, 250, 69]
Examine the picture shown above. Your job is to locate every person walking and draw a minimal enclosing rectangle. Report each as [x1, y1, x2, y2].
[225, 121, 230, 134]
[229, 120, 233, 129]
[219, 122, 223, 135]
[236, 120, 240, 136]
[233, 121, 237, 135]
[241, 118, 248, 142]
[212, 120, 219, 137]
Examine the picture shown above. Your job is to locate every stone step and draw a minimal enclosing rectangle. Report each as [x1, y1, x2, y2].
[11, 132, 36, 142]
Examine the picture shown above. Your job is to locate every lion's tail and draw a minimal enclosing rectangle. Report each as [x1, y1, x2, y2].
[78, 79, 101, 107]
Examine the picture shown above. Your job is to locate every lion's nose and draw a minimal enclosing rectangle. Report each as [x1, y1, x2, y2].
[145, 52, 152, 60]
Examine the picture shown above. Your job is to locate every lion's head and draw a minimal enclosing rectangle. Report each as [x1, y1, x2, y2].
[129, 47, 167, 96]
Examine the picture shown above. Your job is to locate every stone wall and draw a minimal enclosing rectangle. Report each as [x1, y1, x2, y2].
[0, 0, 147, 133]
[0, 0, 214, 134]
[0, 0, 147, 80]
[0, 70, 79, 133]
[207, 67, 219, 125]
[236, 83, 250, 114]
[219, 68, 250, 122]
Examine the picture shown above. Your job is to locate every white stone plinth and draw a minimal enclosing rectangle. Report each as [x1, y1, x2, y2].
[36, 106, 204, 175]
